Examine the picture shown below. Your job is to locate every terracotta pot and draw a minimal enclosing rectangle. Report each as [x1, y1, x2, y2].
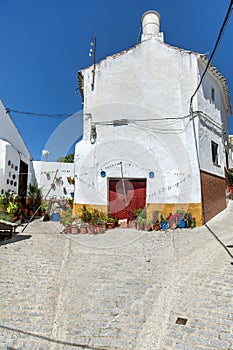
[65, 226, 71, 234]
[144, 224, 152, 232]
[71, 226, 79, 234]
[96, 226, 104, 234]
[128, 221, 137, 228]
[87, 225, 95, 234]
[80, 226, 87, 234]
[107, 222, 115, 229]
[153, 224, 160, 231]
[137, 223, 144, 231]
[169, 218, 177, 229]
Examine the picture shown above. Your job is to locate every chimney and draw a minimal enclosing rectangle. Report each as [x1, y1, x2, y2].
[141, 10, 164, 42]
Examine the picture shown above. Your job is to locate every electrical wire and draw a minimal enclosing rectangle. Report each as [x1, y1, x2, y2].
[132, 119, 191, 135]
[94, 114, 191, 125]
[190, 0, 233, 113]
[95, 116, 192, 134]
[5, 108, 73, 119]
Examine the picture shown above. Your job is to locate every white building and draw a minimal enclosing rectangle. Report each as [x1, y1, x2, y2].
[0, 100, 34, 203]
[228, 135, 233, 168]
[33, 161, 74, 200]
[74, 10, 232, 225]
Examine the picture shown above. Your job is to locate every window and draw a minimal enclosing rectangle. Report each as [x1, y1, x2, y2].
[211, 87, 215, 103]
[211, 141, 219, 165]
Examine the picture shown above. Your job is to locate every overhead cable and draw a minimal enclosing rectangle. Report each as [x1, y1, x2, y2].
[189, 0, 233, 113]
[5, 108, 73, 119]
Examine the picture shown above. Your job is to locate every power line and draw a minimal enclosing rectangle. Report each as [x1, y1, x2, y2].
[189, 0, 233, 113]
[5, 108, 73, 119]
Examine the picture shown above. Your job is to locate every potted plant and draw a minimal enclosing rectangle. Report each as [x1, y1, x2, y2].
[71, 222, 79, 234]
[153, 220, 160, 231]
[176, 210, 192, 228]
[80, 205, 92, 223]
[40, 201, 48, 216]
[60, 208, 73, 231]
[168, 213, 178, 229]
[128, 220, 137, 228]
[160, 214, 168, 230]
[107, 217, 115, 229]
[70, 216, 82, 234]
[136, 216, 145, 231]
[96, 225, 104, 234]
[80, 222, 88, 234]
[87, 221, 96, 234]
[190, 217, 196, 228]
[143, 219, 152, 231]
[135, 208, 147, 230]
[6, 201, 19, 216]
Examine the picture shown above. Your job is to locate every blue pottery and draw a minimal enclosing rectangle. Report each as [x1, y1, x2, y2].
[178, 219, 186, 228]
[52, 212, 60, 222]
[161, 221, 168, 230]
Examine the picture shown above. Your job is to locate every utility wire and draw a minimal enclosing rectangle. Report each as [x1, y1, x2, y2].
[5, 108, 73, 119]
[189, 0, 233, 113]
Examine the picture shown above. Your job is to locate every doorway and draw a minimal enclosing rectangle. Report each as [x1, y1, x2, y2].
[18, 160, 28, 207]
[109, 178, 146, 220]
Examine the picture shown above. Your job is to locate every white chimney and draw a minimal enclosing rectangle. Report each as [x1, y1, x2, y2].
[141, 10, 164, 42]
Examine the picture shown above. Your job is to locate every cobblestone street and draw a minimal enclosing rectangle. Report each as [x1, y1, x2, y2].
[1, 203, 233, 350]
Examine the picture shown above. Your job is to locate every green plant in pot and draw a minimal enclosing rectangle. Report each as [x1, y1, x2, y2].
[106, 213, 115, 229]
[135, 208, 147, 230]
[6, 202, 19, 216]
[144, 219, 152, 231]
[40, 201, 48, 216]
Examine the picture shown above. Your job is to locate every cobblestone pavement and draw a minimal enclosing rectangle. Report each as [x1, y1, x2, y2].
[0, 203, 233, 350]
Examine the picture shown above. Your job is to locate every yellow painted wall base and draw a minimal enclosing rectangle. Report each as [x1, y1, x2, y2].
[73, 202, 203, 227]
[146, 203, 203, 227]
[73, 203, 108, 217]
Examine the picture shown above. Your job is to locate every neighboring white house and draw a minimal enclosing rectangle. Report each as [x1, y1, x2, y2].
[0, 100, 34, 203]
[74, 10, 231, 225]
[33, 161, 74, 200]
[228, 135, 233, 168]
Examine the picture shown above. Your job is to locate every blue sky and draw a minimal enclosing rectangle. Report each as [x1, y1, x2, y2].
[0, 0, 232, 160]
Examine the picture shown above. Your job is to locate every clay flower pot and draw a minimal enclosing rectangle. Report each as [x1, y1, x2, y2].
[96, 226, 104, 234]
[80, 225, 87, 234]
[144, 224, 152, 231]
[87, 224, 95, 234]
[71, 226, 79, 234]
[107, 222, 115, 229]
[128, 220, 137, 229]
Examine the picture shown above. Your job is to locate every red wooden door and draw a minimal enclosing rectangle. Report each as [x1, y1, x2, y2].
[109, 179, 146, 220]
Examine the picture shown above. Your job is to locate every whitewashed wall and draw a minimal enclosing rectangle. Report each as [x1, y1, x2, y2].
[0, 140, 21, 195]
[197, 60, 228, 177]
[33, 161, 74, 200]
[0, 100, 33, 195]
[228, 135, 233, 168]
[75, 38, 203, 206]
[75, 28, 230, 208]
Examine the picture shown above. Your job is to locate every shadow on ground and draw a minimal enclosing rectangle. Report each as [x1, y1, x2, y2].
[1, 324, 105, 350]
[0, 234, 32, 246]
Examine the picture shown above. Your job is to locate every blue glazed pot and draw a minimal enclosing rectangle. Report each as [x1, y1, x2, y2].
[178, 219, 186, 228]
[161, 221, 168, 230]
[52, 212, 60, 222]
